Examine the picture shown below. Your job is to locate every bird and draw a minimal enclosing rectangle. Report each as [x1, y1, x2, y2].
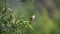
[30, 15, 35, 23]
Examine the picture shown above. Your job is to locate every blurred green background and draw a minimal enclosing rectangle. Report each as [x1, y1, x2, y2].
[1, 0, 60, 34]
[8, 0, 60, 34]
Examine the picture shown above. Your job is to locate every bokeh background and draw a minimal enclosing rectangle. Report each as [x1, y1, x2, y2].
[8, 0, 60, 34]
[1, 0, 60, 34]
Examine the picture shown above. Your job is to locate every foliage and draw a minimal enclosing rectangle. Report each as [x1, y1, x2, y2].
[0, 0, 33, 34]
[0, 5, 33, 34]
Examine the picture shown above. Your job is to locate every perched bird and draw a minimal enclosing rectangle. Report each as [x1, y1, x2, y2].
[30, 15, 35, 23]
